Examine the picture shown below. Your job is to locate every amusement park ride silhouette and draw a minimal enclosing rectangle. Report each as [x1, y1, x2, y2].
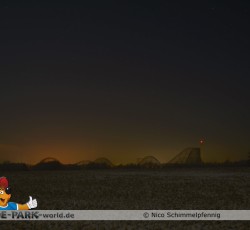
[31, 147, 202, 169]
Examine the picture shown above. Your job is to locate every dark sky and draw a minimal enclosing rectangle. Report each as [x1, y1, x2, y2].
[0, 1, 249, 164]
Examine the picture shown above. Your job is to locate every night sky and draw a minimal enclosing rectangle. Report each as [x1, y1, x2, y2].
[0, 1, 249, 164]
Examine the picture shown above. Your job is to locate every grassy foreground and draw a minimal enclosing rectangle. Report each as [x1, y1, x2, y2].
[1, 167, 250, 229]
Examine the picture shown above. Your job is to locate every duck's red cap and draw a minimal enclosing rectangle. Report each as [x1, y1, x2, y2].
[0, 177, 9, 189]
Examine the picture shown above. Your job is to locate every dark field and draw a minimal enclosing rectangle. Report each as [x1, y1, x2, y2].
[1, 167, 250, 229]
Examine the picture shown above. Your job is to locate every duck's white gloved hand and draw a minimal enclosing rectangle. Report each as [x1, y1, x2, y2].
[26, 196, 37, 209]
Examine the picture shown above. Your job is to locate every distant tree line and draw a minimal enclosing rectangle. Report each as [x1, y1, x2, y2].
[0, 159, 249, 171]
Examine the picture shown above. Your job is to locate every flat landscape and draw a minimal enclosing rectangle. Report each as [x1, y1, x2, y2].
[1, 167, 250, 229]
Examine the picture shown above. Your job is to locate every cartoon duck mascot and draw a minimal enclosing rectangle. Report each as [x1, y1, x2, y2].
[0, 176, 37, 210]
